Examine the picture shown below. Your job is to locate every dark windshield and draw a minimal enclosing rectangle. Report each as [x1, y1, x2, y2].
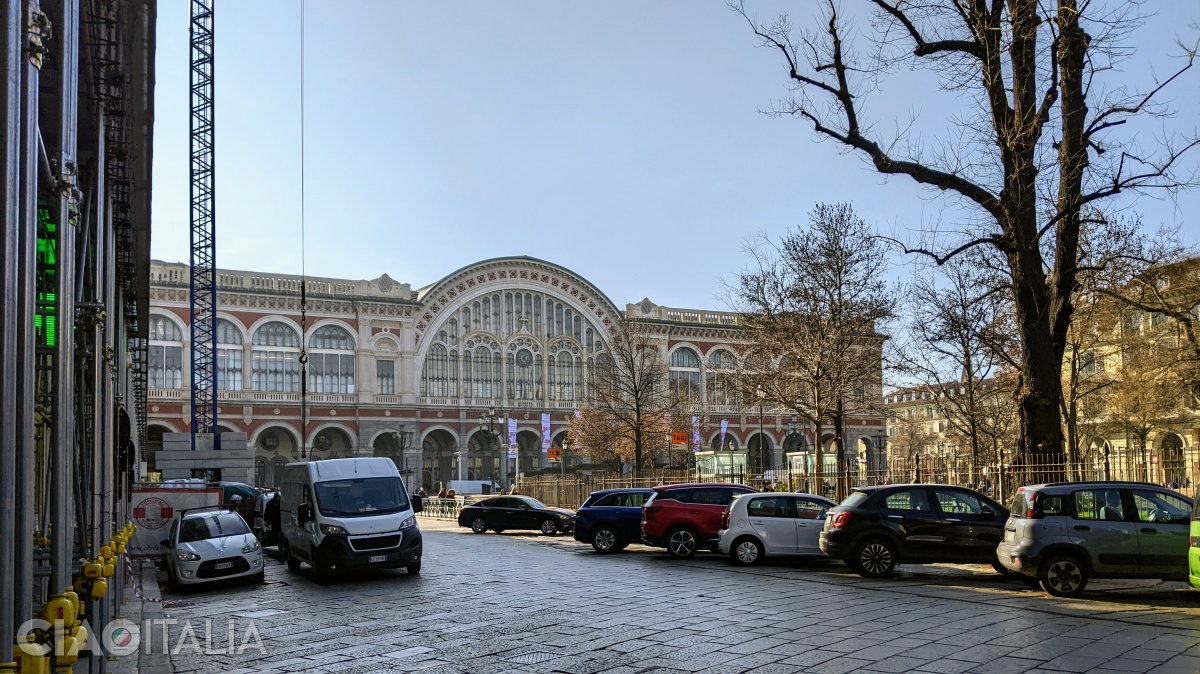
[314, 477, 410, 517]
[178, 512, 251, 542]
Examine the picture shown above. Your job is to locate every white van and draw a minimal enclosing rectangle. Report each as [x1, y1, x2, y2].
[278, 458, 423, 581]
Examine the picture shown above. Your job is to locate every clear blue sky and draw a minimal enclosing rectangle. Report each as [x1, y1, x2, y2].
[150, 1, 1200, 310]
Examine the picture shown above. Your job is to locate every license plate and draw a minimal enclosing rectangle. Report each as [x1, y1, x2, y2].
[214, 561, 233, 570]
[368, 555, 387, 563]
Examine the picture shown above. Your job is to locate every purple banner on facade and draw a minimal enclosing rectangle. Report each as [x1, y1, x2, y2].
[508, 417, 518, 447]
[719, 419, 729, 450]
[542, 413, 552, 451]
[692, 416, 701, 453]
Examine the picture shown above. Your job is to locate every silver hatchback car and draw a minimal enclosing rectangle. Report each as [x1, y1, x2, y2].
[996, 482, 1192, 597]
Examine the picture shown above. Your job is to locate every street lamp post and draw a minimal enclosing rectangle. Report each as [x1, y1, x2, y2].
[479, 408, 507, 492]
[756, 387, 765, 483]
[561, 436, 573, 506]
[784, 415, 805, 492]
[391, 427, 415, 492]
[871, 433, 886, 485]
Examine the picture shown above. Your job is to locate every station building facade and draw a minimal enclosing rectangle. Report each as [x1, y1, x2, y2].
[145, 257, 885, 490]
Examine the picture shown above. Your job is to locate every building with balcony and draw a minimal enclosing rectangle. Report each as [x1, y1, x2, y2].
[146, 257, 885, 490]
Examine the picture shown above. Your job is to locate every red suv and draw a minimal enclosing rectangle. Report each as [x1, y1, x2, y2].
[642, 483, 756, 558]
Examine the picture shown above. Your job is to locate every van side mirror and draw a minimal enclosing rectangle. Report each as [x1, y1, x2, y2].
[297, 503, 314, 523]
[412, 495, 423, 513]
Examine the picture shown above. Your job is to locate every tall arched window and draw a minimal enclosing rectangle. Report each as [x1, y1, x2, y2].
[421, 344, 450, 396]
[669, 347, 701, 403]
[216, 319, 243, 391]
[309, 325, 356, 394]
[705, 349, 737, 406]
[149, 314, 184, 388]
[251, 322, 301, 392]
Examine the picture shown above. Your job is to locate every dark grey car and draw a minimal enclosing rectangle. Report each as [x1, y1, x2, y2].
[996, 482, 1193, 597]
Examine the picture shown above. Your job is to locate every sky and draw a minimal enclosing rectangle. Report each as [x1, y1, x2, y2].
[150, 1, 1200, 312]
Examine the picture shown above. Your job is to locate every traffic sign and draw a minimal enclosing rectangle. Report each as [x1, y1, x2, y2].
[671, 431, 687, 445]
[547, 447, 562, 461]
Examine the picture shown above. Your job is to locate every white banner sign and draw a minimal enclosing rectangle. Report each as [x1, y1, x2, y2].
[129, 487, 222, 558]
[541, 413, 552, 451]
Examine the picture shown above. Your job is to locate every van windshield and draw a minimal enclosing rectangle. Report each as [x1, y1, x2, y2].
[313, 477, 410, 517]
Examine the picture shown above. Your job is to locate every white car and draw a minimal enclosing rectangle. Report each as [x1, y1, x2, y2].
[162, 508, 264, 585]
[718, 492, 837, 565]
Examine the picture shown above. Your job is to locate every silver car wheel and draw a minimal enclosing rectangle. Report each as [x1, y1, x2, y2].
[471, 517, 488, 534]
[667, 529, 697, 558]
[860, 541, 894, 576]
[735, 540, 761, 565]
[1044, 559, 1084, 595]
[593, 527, 617, 552]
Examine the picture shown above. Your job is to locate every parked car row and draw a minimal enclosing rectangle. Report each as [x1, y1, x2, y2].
[461, 480, 1200, 599]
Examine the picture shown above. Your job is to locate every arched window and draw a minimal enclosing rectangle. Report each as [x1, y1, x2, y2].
[149, 315, 184, 389]
[705, 349, 737, 406]
[309, 325, 356, 394]
[421, 344, 450, 397]
[512, 349, 535, 400]
[669, 347, 701, 404]
[216, 319, 243, 391]
[251, 322, 301, 392]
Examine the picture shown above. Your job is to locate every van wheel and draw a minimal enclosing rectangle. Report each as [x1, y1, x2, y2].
[470, 517, 488, 534]
[591, 526, 620, 553]
[1040, 554, 1087, 597]
[853, 537, 897, 578]
[406, 561, 421, 575]
[666, 527, 698, 559]
[282, 541, 301, 573]
[732, 536, 764, 566]
[311, 558, 333, 584]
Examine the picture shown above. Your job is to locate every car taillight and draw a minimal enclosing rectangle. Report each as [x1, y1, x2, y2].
[645, 504, 663, 516]
[458, 508, 465, 516]
[831, 512, 851, 528]
[721, 508, 730, 529]
[1025, 490, 1038, 519]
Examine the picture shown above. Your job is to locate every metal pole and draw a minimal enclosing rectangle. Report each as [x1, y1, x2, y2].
[15, 0, 43, 632]
[0, 0, 23, 664]
[51, 0, 80, 597]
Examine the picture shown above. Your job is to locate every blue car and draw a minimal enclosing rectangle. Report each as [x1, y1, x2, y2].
[574, 488, 655, 553]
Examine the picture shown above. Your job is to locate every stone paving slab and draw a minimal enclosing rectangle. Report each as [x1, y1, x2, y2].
[150, 519, 1200, 673]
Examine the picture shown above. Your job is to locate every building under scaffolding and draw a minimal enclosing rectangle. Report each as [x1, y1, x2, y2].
[0, 1, 155, 671]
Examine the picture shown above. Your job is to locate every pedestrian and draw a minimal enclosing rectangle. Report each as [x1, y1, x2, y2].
[446, 488, 456, 498]
[437, 486, 447, 499]
[509, 484, 520, 495]
[418, 488, 428, 498]
[761, 481, 773, 492]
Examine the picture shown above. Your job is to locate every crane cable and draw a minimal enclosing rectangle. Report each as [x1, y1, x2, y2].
[298, 0, 309, 459]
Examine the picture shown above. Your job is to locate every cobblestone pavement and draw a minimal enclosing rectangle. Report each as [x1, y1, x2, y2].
[152, 519, 1200, 674]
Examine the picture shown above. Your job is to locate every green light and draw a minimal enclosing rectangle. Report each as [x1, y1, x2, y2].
[36, 206, 57, 347]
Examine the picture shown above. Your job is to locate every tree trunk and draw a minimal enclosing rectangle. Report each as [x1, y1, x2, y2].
[832, 410, 847, 501]
[813, 419, 824, 498]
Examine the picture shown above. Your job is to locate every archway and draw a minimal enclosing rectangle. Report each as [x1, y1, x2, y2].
[312, 427, 354, 459]
[517, 430, 542, 474]
[467, 430, 502, 484]
[747, 433, 773, 474]
[710, 433, 740, 451]
[1160, 433, 1186, 487]
[255, 425, 299, 458]
[146, 424, 171, 478]
[421, 429, 457, 492]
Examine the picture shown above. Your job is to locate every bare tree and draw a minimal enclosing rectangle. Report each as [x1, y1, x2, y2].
[731, 0, 1199, 476]
[900, 257, 1006, 484]
[887, 411, 936, 482]
[729, 203, 893, 498]
[1106, 331, 1187, 481]
[580, 319, 677, 473]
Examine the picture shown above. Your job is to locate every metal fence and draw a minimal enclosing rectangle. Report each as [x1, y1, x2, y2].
[508, 460, 1197, 510]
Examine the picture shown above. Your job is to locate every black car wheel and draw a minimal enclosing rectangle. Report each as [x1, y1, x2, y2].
[732, 536, 764, 566]
[591, 526, 620, 553]
[853, 537, 897, 578]
[666, 527, 699, 559]
[282, 540, 301, 573]
[991, 557, 1010, 575]
[470, 517, 488, 534]
[540, 519, 559, 536]
[1040, 554, 1088, 597]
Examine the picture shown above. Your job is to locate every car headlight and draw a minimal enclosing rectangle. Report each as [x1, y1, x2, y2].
[399, 516, 415, 529]
[242, 540, 261, 554]
[320, 524, 348, 536]
[175, 549, 201, 562]
[558, 514, 572, 521]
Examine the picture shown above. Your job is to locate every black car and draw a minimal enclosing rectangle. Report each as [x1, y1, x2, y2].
[458, 495, 576, 535]
[819, 484, 1009, 578]
[574, 488, 655, 553]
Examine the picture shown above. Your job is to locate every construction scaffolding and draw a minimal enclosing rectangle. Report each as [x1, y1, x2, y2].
[0, 1, 156, 672]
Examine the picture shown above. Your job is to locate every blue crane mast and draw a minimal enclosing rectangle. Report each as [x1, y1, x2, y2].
[189, 0, 217, 449]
